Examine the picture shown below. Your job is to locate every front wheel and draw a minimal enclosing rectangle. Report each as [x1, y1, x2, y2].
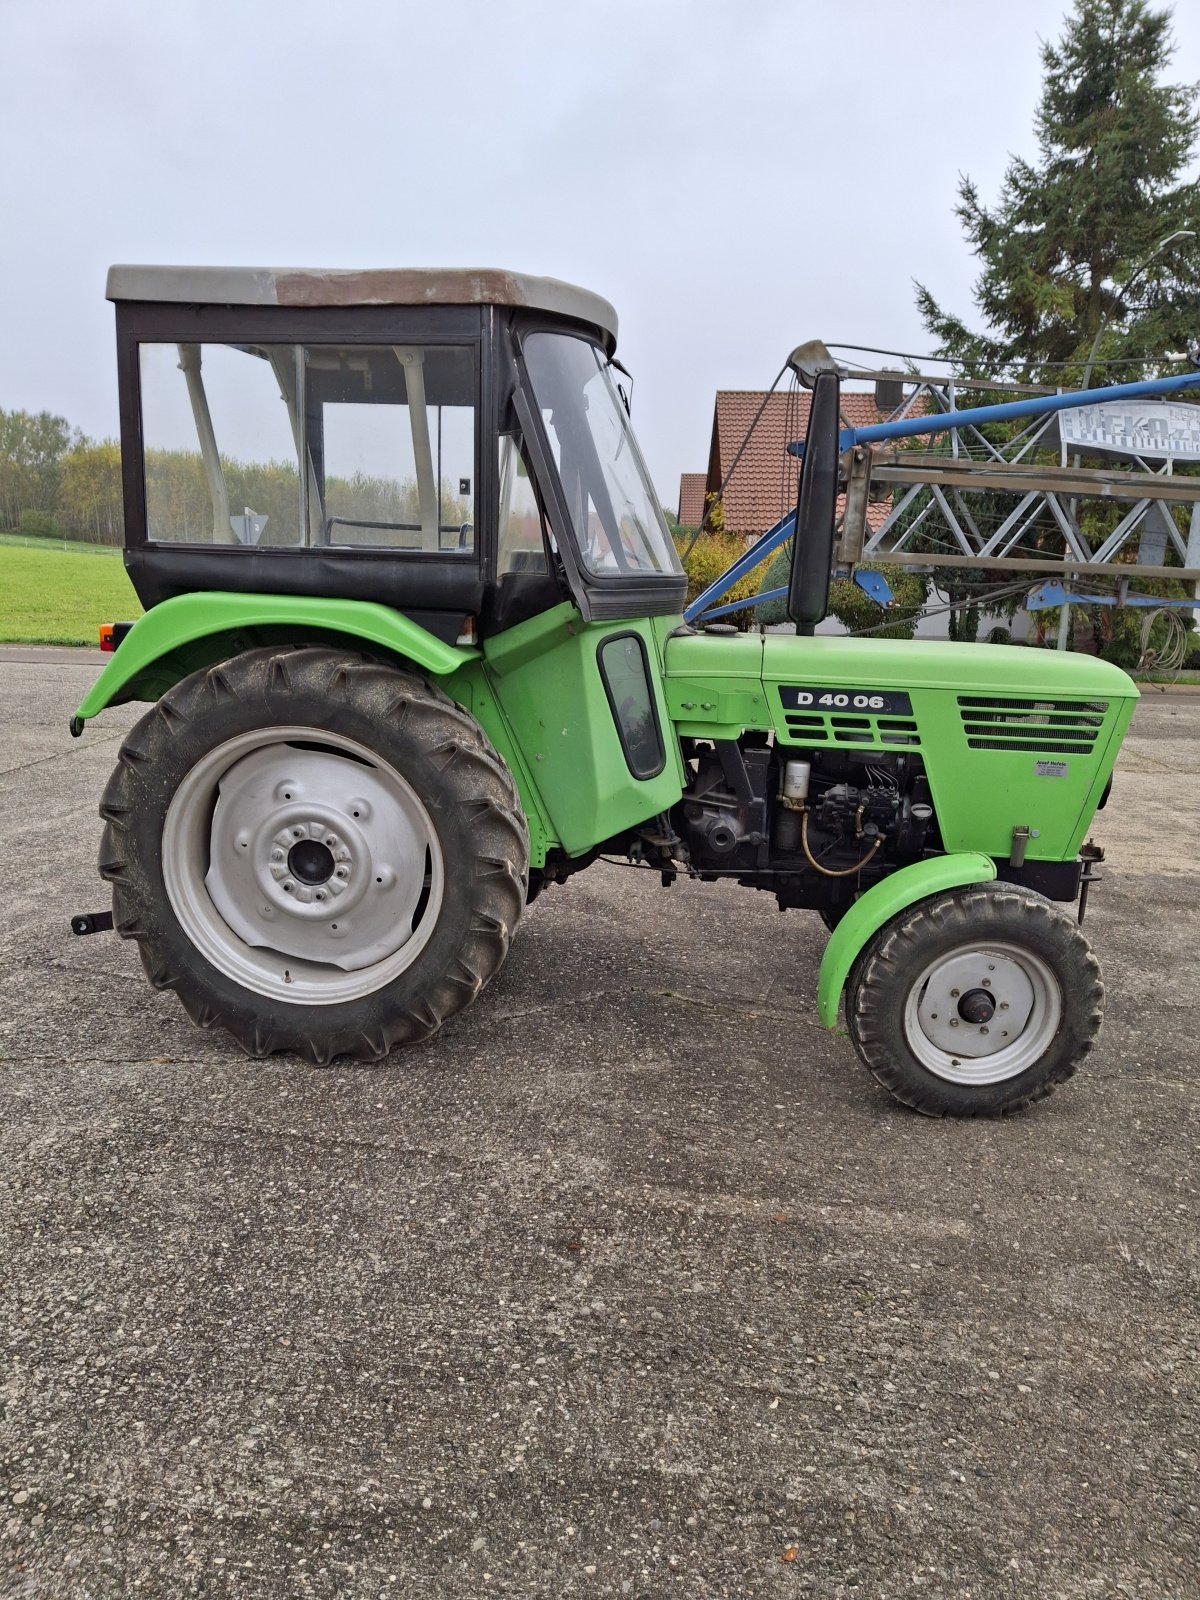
[846, 883, 1103, 1117]
[98, 647, 528, 1062]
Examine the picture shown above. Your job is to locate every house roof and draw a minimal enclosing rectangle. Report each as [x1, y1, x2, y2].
[677, 472, 708, 527]
[709, 388, 918, 535]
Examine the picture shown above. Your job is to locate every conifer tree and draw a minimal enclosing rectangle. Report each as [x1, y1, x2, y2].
[916, 0, 1200, 379]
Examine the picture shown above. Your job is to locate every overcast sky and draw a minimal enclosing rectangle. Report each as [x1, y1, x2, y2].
[4, 0, 1200, 505]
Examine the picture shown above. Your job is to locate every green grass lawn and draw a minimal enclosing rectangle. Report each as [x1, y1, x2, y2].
[0, 531, 125, 556]
[0, 538, 141, 644]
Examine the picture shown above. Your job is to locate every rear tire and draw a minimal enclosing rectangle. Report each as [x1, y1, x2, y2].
[846, 882, 1102, 1117]
[98, 647, 528, 1062]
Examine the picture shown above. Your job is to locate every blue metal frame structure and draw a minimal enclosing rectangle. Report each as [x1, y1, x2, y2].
[823, 371, 1200, 456]
[1026, 580, 1198, 611]
[685, 370, 1200, 624]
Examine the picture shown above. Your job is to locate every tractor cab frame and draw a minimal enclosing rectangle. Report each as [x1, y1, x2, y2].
[109, 265, 686, 642]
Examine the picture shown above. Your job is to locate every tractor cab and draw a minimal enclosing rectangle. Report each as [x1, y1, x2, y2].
[109, 265, 686, 641]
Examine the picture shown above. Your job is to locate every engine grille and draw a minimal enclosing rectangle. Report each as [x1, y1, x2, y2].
[781, 709, 921, 748]
[957, 695, 1108, 754]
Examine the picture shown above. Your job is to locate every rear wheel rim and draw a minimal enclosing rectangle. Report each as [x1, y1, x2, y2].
[902, 940, 1062, 1085]
[162, 727, 444, 1007]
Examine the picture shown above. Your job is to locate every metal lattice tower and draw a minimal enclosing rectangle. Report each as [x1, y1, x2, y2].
[840, 370, 1200, 588]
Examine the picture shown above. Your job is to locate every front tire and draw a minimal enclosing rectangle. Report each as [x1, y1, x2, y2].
[846, 883, 1103, 1117]
[98, 647, 528, 1062]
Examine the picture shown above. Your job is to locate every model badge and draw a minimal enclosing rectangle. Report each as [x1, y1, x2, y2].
[780, 687, 914, 715]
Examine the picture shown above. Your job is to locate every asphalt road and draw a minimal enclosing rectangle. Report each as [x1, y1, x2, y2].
[1, 654, 1197, 1599]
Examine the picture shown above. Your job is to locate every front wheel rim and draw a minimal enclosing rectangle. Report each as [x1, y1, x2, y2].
[902, 941, 1062, 1085]
[162, 727, 444, 1007]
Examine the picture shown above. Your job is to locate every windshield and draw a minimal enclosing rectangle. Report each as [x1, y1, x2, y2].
[522, 331, 682, 579]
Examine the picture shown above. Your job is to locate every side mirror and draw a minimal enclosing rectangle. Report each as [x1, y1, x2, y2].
[787, 369, 841, 634]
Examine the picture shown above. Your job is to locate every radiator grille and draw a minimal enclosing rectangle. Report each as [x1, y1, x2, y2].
[957, 695, 1108, 754]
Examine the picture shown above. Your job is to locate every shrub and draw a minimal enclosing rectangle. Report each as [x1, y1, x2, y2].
[755, 548, 929, 638]
[672, 532, 761, 631]
[754, 547, 793, 626]
[830, 565, 929, 639]
[1097, 608, 1143, 668]
[17, 509, 58, 536]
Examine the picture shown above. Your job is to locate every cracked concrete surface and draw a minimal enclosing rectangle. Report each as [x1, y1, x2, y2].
[1, 656, 1197, 1599]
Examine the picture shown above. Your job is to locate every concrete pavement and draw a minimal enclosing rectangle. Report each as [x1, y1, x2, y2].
[1, 659, 1197, 1598]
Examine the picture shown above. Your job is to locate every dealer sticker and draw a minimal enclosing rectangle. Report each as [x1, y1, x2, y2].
[1035, 760, 1069, 778]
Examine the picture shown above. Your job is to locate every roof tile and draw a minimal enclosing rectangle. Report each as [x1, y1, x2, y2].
[677, 472, 708, 527]
[709, 388, 923, 536]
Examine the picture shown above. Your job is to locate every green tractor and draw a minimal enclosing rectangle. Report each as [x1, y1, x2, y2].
[71, 265, 1139, 1116]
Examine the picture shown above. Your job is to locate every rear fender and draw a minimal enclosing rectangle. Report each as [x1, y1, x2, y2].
[817, 853, 997, 1028]
[71, 592, 476, 731]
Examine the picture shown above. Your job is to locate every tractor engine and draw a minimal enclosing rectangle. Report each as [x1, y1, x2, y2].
[673, 739, 937, 916]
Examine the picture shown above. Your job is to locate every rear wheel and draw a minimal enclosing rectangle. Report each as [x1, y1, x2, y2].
[99, 647, 528, 1061]
[846, 883, 1103, 1117]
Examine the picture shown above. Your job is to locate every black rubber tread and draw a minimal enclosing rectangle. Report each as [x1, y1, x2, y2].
[845, 882, 1104, 1118]
[98, 646, 529, 1063]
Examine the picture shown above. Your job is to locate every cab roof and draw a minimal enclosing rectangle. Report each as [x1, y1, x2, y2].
[106, 265, 618, 351]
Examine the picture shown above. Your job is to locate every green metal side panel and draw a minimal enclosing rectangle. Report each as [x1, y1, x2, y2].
[1061, 696, 1139, 856]
[73, 592, 477, 725]
[440, 658, 559, 872]
[665, 632, 1137, 862]
[480, 602, 686, 855]
[663, 631, 769, 739]
[759, 636, 1138, 863]
[816, 852, 997, 1028]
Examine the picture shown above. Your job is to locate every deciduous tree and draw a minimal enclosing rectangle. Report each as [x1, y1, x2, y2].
[0, 408, 80, 515]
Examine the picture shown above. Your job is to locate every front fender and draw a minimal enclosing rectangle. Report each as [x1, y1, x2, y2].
[816, 853, 997, 1028]
[71, 592, 477, 731]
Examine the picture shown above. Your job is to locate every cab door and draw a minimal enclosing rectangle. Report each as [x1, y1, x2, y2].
[482, 604, 684, 855]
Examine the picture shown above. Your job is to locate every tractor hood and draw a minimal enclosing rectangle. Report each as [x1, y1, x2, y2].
[760, 635, 1140, 701]
[665, 630, 765, 679]
[666, 629, 1138, 703]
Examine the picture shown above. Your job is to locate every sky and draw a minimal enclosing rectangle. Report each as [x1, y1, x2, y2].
[4, 0, 1200, 508]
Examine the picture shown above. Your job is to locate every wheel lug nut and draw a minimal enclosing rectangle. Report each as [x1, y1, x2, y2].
[950, 1019, 959, 1028]
[980, 1026, 989, 1034]
[950, 988, 960, 998]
